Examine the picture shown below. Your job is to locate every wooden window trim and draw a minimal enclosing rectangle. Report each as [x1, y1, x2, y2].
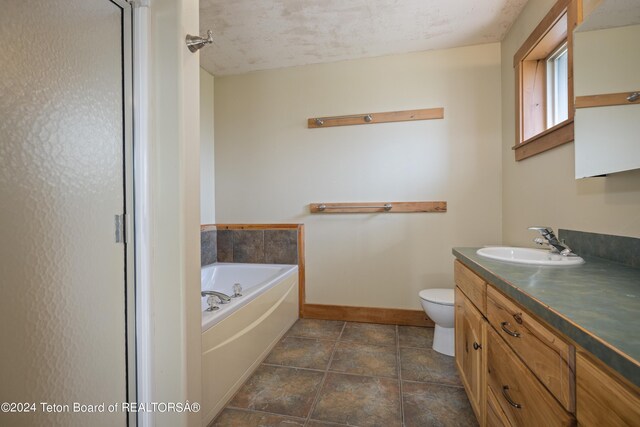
[513, 0, 582, 161]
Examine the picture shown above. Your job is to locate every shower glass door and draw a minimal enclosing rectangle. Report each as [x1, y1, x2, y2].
[0, 1, 134, 426]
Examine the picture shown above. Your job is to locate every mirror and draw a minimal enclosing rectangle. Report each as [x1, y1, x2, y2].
[573, 0, 640, 178]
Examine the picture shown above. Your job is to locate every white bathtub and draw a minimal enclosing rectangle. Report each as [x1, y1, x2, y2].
[201, 263, 298, 331]
[201, 262, 299, 425]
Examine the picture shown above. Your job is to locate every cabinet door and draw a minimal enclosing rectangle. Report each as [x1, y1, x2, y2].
[455, 287, 486, 423]
[574, 24, 640, 177]
[576, 352, 640, 426]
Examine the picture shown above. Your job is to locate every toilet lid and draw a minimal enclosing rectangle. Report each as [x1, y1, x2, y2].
[419, 288, 454, 306]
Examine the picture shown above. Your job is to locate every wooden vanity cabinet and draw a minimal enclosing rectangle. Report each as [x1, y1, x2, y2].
[487, 327, 574, 427]
[455, 259, 486, 313]
[486, 286, 575, 412]
[455, 258, 640, 426]
[455, 287, 487, 423]
[455, 260, 576, 427]
[576, 352, 640, 426]
[486, 385, 511, 427]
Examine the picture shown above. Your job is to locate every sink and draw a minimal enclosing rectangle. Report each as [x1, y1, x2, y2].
[476, 247, 585, 266]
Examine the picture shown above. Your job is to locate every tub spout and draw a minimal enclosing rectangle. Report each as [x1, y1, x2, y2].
[201, 290, 232, 303]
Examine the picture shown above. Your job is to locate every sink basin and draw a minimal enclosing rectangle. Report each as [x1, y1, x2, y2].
[476, 247, 584, 266]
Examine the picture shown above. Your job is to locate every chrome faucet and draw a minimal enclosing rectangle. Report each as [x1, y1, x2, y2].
[201, 290, 232, 303]
[528, 226, 575, 256]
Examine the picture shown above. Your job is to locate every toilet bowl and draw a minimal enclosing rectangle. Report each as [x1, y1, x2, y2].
[419, 288, 455, 357]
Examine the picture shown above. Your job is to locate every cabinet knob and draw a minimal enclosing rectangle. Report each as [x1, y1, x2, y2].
[473, 342, 482, 350]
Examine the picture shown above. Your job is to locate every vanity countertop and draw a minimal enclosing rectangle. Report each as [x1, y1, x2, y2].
[453, 247, 640, 387]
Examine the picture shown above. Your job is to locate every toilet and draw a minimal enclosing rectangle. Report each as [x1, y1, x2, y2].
[419, 288, 455, 357]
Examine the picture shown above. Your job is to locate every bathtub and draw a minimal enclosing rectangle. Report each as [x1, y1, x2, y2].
[200, 263, 299, 425]
[200, 263, 297, 331]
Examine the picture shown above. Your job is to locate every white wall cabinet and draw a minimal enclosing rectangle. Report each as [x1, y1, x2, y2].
[574, 16, 640, 178]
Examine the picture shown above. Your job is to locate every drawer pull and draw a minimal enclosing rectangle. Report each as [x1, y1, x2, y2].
[502, 385, 522, 409]
[473, 342, 482, 350]
[501, 321, 521, 337]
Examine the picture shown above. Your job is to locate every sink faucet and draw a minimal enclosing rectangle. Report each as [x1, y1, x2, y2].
[201, 290, 232, 303]
[528, 226, 575, 256]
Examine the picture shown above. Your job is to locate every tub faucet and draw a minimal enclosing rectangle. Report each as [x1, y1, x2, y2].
[528, 226, 575, 256]
[201, 290, 232, 304]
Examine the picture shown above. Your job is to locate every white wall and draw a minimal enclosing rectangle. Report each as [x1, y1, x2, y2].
[501, 0, 640, 246]
[200, 68, 215, 224]
[148, 0, 201, 426]
[214, 44, 503, 310]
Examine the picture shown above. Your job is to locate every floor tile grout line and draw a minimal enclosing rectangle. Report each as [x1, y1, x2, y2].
[282, 334, 341, 342]
[397, 324, 405, 427]
[401, 378, 465, 389]
[303, 321, 347, 427]
[260, 362, 327, 374]
[223, 405, 307, 422]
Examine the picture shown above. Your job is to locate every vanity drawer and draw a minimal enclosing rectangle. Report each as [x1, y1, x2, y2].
[487, 385, 512, 427]
[487, 327, 575, 427]
[454, 260, 486, 314]
[486, 286, 575, 412]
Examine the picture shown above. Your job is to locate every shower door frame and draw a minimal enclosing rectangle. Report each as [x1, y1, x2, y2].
[112, 0, 137, 425]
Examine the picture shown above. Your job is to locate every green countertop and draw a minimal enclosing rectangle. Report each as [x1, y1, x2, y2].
[453, 247, 640, 387]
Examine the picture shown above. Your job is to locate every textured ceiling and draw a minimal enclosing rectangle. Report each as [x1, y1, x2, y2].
[199, 0, 529, 76]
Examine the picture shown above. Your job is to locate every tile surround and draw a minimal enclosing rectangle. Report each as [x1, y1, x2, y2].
[203, 227, 299, 266]
[201, 229, 217, 266]
[232, 230, 266, 263]
[265, 230, 299, 264]
[216, 229, 234, 263]
[210, 320, 474, 426]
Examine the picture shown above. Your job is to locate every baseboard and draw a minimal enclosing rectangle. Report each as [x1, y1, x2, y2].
[302, 303, 434, 327]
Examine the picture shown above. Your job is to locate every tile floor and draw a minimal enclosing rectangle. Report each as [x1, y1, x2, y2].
[210, 319, 478, 427]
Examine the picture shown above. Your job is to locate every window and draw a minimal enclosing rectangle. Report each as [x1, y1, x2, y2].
[513, 0, 581, 161]
[547, 42, 568, 127]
